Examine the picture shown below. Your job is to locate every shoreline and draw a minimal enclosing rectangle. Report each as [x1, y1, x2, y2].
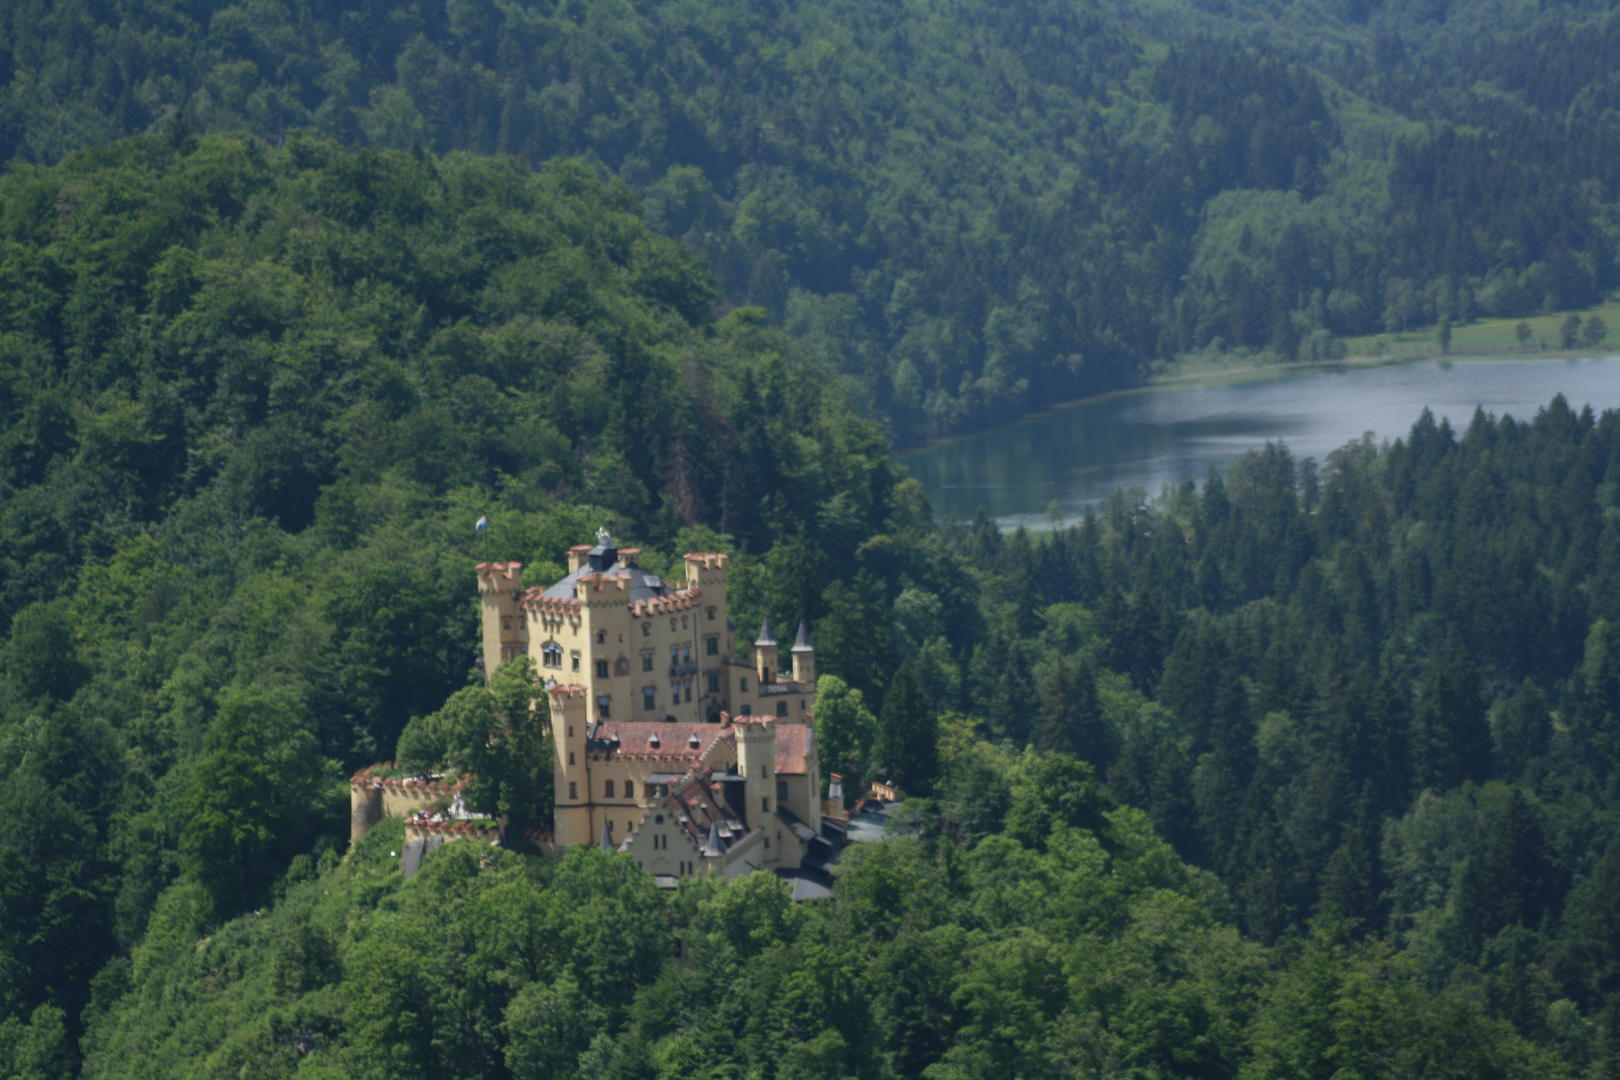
[896, 347, 1620, 460]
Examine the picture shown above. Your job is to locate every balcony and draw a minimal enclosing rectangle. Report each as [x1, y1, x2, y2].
[669, 661, 700, 677]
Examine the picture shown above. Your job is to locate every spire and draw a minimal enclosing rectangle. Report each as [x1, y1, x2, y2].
[791, 619, 813, 652]
[600, 820, 613, 851]
[754, 616, 777, 647]
[702, 819, 726, 858]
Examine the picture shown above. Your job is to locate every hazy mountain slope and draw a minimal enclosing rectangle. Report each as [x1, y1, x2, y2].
[3, 0, 1616, 441]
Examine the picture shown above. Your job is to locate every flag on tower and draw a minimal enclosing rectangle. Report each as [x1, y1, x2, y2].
[475, 515, 488, 534]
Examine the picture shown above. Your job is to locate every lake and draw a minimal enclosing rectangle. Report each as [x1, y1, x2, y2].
[899, 357, 1620, 530]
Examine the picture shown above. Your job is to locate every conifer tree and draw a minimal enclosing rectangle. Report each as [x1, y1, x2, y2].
[872, 664, 939, 795]
[1035, 654, 1111, 767]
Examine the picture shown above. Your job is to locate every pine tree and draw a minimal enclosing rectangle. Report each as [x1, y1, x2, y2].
[1035, 654, 1111, 766]
[816, 571, 893, 709]
[872, 664, 940, 796]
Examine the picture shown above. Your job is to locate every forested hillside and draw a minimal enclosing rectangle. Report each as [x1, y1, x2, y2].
[0, 132, 900, 1071]
[3, 0, 1617, 439]
[5, 130, 1620, 1078]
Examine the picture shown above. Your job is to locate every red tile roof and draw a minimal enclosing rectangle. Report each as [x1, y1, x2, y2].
[591, 722, 731, 764]
[774, 722, 813, 776]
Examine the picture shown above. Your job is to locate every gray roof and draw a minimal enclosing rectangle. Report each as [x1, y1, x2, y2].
[792, 620, 813, 652]
[778, 868, 834, 901]
[702, 820, 726, 858]
[755, 616, 777, 647]
[776, 806, 819, 845]
[541, 556, 675, 604]
[846, 800, 903, 843]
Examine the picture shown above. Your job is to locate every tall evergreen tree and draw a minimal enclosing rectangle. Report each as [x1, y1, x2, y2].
[1035, 654, 1111, 767]
[872, 664, 939, 796]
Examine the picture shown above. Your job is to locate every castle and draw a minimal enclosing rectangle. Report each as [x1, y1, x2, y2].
[353, 532, 842, 892]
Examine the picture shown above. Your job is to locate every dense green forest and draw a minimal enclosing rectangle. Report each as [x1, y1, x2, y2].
[4, 130, 1620, 1079]
[5, 1, 1620, 1076]
[2, 0, 1617, 439]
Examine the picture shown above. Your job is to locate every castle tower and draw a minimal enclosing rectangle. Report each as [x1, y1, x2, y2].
[735, 716, 778, 867]
[790, 620, 815, 685]
[478, 561, 527, 678]
[350, 778, 382, 841]
[549, 685, 592, 847]
[752, 617, 779, 684]
[683, 552, 731, 719]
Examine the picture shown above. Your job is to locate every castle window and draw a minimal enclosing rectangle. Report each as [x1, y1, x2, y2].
[740, 677, 748, 692]
[762, 797, 769, 812]
[625, 781, 634, 798]
[764, 837, 770, 849]
[597, 695, 611, 718]
[707, 607, 715, 620]
[615, 657, 630, 676]
[706, 637, 718, 655]
[568, 752, 575, 765]
[642, 651, 653, 671]
[670, 618, 678, 630]
[502, 646, 513, 660]
[682, 615, 688, 628]
[776, 701, 788, 717]
[605, 780, 615, 798]
[569, 782, 577, 799]
[684, 679, 692, 703]
[502, 617, 512, 631]
[642, 623, 650, 636]
[543, 644, 563, 668]
[644, 687, 656, 710]
[567, 726, 573, 737]
[760, 764, 767, 778]
[571, 650, 580, 671]
[740, 704, 751, 716]
[707, 673, 719, 693]
[777, 780, 788, 801]
[682, 645, 691, 662]
[596, 630, 606, 644]
[596, 660, 610, 679]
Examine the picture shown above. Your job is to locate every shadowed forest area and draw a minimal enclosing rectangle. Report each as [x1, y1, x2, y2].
[1, 0, 1618, 439]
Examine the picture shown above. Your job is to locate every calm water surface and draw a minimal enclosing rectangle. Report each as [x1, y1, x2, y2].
[901, 357, 1620, 530]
